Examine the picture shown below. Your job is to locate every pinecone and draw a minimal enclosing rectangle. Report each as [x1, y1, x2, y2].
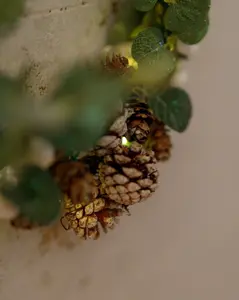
[61, 194, 128, 239]
[125, 102, 155, 144]
[103, 54, 130, 76]
[84, 110, 130, 163]
[50, 160, 98, 205]
[96, 114, 128, 151]
[98, 142, 159, 206]
[150, 121, 172, 161]
[88, 102, 155, 160]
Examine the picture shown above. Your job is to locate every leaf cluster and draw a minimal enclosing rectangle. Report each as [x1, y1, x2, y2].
[134, 0, 211, 45]
[130, 0, 210, 132]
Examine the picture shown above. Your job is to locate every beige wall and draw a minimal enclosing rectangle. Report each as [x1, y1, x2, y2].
[1, 1, 239, 299]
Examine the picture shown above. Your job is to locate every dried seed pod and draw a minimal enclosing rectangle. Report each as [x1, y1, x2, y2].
[150, 121, 172, 161]
[103, 54, 130, 76]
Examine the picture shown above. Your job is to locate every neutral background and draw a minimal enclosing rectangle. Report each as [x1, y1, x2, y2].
[0, 0, 238, 299]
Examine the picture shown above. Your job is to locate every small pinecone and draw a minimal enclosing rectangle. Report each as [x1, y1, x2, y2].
[150, 121, 172, 161]
[50, 160, 98, 205]
[103, 54, 130, 76]
[61, 195, 127, 239]
[85, 111, 130, 163]
[125, 102, 155, 144]
[87, 102, 155, 159]
[98, 142, 159, 206]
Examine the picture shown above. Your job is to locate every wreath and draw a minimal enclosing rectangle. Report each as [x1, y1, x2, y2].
[0, 0, 211, 240]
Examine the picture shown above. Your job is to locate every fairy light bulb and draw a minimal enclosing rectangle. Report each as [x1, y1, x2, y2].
[121, 136, 131, 147]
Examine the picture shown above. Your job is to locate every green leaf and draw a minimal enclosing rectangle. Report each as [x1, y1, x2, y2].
[130, 24, 148, 39]
[0, 131, 30, 169]
[107, 21, 128, 45]
[131, 27, 164, 62]
[0, 74, 34, 168]
[0, 74, 27, 123]
[133, 0, 158, 12]
[130, 50, 176, 87]
[0, 0, 26, 35]
[149, 87, 192, 132]
[131, 28, 176, 86]
[44, 66, 124, 152]
[107, 1, 141, 45]
[1, 166, 61, 225]
[189, 0, 211, 10]
[164, 0, 210, 36]
[178, 14, 209, 44]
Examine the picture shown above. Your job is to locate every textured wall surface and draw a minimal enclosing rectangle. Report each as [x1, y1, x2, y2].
[1, 1, 239, 300]
[0, 0, 111, 97]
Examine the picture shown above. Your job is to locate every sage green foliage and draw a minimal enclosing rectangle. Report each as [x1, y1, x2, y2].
[131, 27, 164, 62]
[149, 87, 192, 132]
[0, 74, 31, 169]
[47, 66, 124, 152]
[133, 0, 158, 12]
[178, 15, 209, 45]
[131, 28, 176, 83]
[1, 166, 61, 225]
[0, 0, 25, 35]
[0, 65, 124, 224]
[0, 66, 124, 162]
[164, 0, 211, 44]
[0, 74, 23, 123]
[107, 1, 141, 45]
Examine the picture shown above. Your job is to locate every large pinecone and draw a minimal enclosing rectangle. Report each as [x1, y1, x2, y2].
[98, 142, 159, 206]
[61, 194, 128, 239]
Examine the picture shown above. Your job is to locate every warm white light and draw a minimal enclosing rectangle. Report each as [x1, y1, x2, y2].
[121, 136, 128, 146]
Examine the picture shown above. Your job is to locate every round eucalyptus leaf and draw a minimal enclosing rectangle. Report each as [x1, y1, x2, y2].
[189, 0, 211, 10]
[178, 15, 209, 45]
[131, 27, 164, 62]
[149, 87, 192, 132]
[164, 0, 210, 34]
[131, 28, 176, 86]
[133, 0, 158, 12]
[1, 166, 62, 225]
[129, 49, 176, 87]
